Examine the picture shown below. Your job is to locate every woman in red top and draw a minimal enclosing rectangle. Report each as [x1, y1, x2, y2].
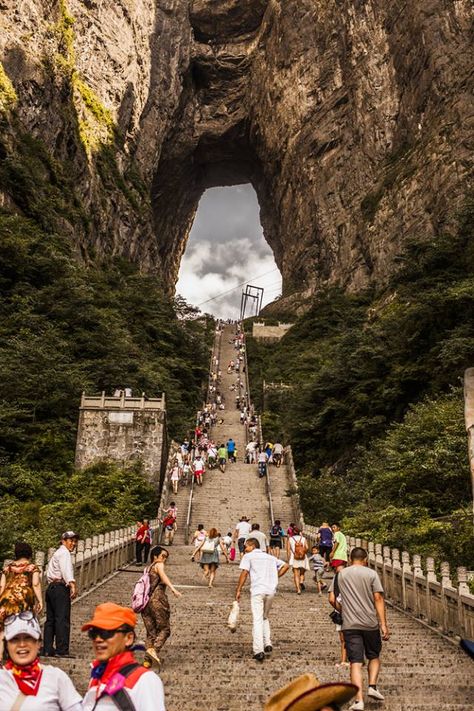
[135, 519, 152, 565]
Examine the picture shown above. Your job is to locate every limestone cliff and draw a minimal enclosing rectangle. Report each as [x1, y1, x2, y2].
[1, 0, 473, 304]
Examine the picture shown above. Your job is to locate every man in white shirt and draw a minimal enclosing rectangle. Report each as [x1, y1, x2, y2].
[82, 602, 165, 711]
[43, 531, 78, 657]
[233, 517, 252, 560]
[235, 538, 289, 661]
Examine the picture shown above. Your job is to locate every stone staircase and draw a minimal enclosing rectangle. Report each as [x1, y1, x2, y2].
[50, 325, 474, 710]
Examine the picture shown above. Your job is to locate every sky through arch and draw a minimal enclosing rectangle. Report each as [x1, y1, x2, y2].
[176, 185, 282, 319]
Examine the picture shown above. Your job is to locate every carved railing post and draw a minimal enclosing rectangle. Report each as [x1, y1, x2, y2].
[368, 542, 375, 566]
[456, 567, 470, 638]
[83, 538, 92, 590]
[91, 535, 99, 586]
[382, 546, 391, 597]
[401, 552, 411, 610]
[425, 557, 437, 625]
[440, 561, 452, 633]
[98, 534, 105, 580]
[392, 549, 401, 605]
[412, 554, 423, 619]
[75, 540, 85, 593]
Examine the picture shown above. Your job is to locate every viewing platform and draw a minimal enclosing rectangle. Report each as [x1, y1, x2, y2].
[80, 391, 166, 410]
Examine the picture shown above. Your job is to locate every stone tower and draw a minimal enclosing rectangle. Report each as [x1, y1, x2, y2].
[75, 391, 167, 487]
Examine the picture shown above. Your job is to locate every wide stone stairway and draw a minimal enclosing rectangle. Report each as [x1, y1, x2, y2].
[53, 325, 473, 710]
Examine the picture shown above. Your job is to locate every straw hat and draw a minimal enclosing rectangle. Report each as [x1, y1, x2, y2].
[265, 673, 358, 711]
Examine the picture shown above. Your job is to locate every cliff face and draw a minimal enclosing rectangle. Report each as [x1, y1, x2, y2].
[1, 0, 473, 302]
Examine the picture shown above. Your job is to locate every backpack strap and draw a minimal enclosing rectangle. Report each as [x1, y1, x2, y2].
[103, 663, 150, 711]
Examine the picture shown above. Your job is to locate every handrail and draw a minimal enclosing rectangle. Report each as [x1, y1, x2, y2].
[284, 444, 304, 529]
[3, 517, 161, 609]
[184, 475, 195, 545]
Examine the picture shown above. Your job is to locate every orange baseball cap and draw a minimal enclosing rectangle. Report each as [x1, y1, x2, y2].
[81, 602, 137, 631]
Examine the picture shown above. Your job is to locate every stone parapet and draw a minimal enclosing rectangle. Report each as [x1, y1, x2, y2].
[303, 524, 474, 640]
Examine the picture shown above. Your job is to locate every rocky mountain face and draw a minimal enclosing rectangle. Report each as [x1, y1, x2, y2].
[1, 0, 473, 304]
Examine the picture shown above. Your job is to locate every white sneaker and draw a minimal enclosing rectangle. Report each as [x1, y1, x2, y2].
[367, 687, 385, 701]
[349, 702, 364, 711]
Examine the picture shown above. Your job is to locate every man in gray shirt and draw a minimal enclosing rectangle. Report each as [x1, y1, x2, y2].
[329, 547, 389, 711]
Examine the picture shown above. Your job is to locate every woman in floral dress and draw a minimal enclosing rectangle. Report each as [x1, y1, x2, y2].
[0, 542, 43, 658]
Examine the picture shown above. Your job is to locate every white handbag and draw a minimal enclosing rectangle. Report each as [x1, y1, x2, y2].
[201, 538, 216, 554]
[227, 600, 240, 632]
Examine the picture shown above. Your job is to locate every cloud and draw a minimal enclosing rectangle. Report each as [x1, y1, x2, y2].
[176, 185, 281, 318]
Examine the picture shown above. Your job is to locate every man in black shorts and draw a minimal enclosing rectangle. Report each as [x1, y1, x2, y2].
[329, 547, 389, 711]
[268, 520, 285, 559]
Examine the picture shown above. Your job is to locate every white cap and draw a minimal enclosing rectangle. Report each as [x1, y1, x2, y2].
[4, 614, 41, 641]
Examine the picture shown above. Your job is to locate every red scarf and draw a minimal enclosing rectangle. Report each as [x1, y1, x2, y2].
[5, 658, 43, 696]
[89, 650, 136, 690]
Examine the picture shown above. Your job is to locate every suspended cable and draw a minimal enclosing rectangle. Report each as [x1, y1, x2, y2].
[195, 268, 280, 307]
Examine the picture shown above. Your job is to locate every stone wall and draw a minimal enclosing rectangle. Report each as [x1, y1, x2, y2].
[75, 405, 166, 486]
[1, 1, 473, 305]
[252, 321, 293, 342]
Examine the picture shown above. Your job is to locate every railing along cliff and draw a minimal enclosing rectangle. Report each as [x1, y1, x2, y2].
[3, 518, 161, 610]
[303, 524, 474, 641]
[263, 443, 474, 639]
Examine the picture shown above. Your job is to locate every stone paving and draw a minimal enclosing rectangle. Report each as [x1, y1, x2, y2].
[52, 325, 474, 709]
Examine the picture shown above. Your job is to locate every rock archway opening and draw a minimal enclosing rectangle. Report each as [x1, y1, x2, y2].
[176, 184, 282, 319]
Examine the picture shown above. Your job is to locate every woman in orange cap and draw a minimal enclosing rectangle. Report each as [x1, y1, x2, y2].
[82, 602, 165, 711]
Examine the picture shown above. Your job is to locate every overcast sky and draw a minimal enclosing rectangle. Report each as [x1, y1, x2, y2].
[176, 185, 282, 319]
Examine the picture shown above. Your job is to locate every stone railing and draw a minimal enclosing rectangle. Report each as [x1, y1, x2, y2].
[80, 392, 165, 410]
[303, 525, 474, 640]
[3, 518, 160, 609]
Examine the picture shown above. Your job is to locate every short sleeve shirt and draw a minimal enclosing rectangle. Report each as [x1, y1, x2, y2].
[240, 549, 284, 596]
[0, 666, 82, 710]
[82, 671, 165, 711]
[330, 565, 384, 630]
[235, 521, 251, 538]
[333, 531, 348, 562]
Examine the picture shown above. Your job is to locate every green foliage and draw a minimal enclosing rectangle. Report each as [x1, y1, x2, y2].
[0, 461, 156, 560]
[252, 202, 474, 566]
[0, 62, 17, 113]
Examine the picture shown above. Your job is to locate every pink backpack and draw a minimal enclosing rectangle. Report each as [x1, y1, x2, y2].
[131, 568, 151, 612]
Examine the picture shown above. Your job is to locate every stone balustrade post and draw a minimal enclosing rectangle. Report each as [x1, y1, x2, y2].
[83, 538, 92, 590]
[368, 542, 375, 566]
[412, 554, 423, 619]
[98, 534, 105, 580]
[456, 567, 470, 637]
[457, 567, 469, 595]
[104, 532, 111, 576]
[91, 535, 99, 586]
[440, 561, 452, 588]
[392, 548, 401, 605]
[75, 540, 85, 593]
[355, 538, 362, 548]
[425, 557, 437, 625]
[361, 539, 368, 550]
[109, 531, 117, 572]
[401, 552, 411, 610]
[382, 546, 391, 597]
[440, 561, 453, 634]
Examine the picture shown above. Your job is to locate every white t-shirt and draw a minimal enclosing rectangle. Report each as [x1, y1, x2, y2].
[82, 671, 165, 711]
[240, 549, 285, 596]
[0, 666, 82, 711]
[258, 452, 268, 463]
[235, 521, 251, 538]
